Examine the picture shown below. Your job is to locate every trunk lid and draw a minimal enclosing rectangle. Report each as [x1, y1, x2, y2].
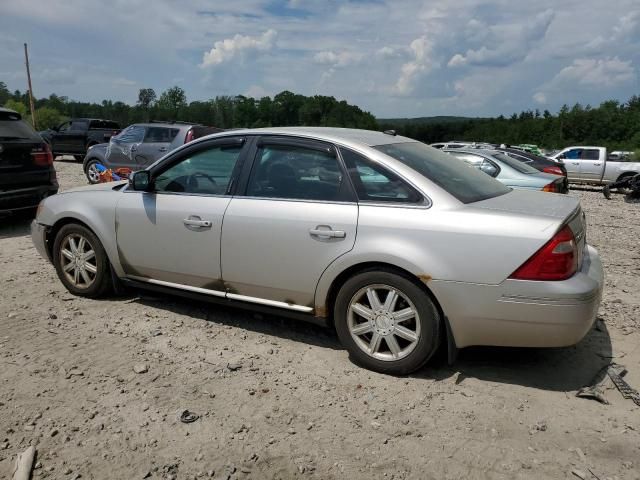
[474, 189, 587, 269]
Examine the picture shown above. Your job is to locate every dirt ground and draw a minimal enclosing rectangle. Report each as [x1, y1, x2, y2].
[1, 159, 639, 480]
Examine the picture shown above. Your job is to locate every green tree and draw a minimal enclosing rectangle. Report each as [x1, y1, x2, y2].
[0, 81, 10, 106]
[3, 99, 28, 116]
[33, 107, 64, 130]
[156, 86, 186, 120]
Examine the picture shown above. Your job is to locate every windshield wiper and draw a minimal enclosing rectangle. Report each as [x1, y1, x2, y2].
[0, 136, 30, 140]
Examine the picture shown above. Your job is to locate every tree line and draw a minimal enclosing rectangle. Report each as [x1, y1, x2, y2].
[0, 82, 378, 132]
[1, 80, 638, 154]
[380, 96, 640, 154]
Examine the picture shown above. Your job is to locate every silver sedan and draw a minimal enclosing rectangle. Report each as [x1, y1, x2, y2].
[444, 148, 567, 193]
[31, 128, 603, 374]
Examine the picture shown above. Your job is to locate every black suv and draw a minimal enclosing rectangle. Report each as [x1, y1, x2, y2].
[0, 108, 58, 215]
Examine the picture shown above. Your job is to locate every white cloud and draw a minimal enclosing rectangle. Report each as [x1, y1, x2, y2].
[313, 50, 361, 68]
[533, 92, 547, 104]
[551, 57, 635, 89]
[448, 10, 554, 68]
[393, 36, 435, 95]
[200, 29, 277, 67]
[244, 84, 268, 98]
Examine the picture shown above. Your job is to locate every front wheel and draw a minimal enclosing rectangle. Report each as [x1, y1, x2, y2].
[334, 271, 441, 375]
[52, 224, 112, 298]
[85, 159, 101, 184]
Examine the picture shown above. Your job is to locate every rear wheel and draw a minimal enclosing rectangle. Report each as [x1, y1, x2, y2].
[334, 271, 441, 375]
[85, 159, 101, 184]
[52, 224, 112, 298]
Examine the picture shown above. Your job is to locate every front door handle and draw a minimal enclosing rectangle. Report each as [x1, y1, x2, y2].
[183, 217, 212, 228]
[159, 147, 168, 152]
[309, 227, 346, 239]
[593, 162, 601, 166]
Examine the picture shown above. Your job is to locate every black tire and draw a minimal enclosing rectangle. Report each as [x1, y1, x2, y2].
[52, 223, 112, 298]
[615, 173, 635, 194]
[334, 270, 441, 375]
[85, 158, 101, 184]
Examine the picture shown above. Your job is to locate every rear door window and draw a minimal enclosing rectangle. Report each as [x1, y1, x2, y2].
[246, 142, 349, 202]
[70, 120, 88, 131]
[144, 127, 179, 143]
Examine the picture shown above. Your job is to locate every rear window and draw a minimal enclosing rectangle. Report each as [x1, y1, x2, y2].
[373, 142, 511, 204]
[491, 152, 540, 174]
[89, 120, 120, 130]
[0, 111, 40, 140]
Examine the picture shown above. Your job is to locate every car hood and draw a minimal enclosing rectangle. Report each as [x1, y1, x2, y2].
[61, 181, 127, 194]
[472, 188, 579, 220]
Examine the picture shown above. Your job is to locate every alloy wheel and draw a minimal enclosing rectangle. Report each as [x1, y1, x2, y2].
[347, 284, 421, 361]
[87, 162, 100, 183]
[59, 233, 98, 288]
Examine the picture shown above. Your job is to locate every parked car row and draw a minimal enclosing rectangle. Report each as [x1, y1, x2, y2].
[40, 118, 121, 160]
[83, 122, 224, 183]
[31, 127, 604, 374]
[444, 148, 568, 193]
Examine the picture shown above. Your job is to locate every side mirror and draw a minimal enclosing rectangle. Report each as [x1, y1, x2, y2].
[130, 170, 151, 191]
[52, 125, 60, 132]
[557, 154, 566, 160]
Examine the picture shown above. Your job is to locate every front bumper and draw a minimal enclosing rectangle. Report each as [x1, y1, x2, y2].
[431, 244, 604, 348]
[31, 220, 51, 262]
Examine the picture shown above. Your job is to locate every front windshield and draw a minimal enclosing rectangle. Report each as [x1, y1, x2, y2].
[373, 142, 511, 204]
[491, 152, 540, 174]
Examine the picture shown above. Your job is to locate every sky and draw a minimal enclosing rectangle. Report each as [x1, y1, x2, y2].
[0, 0, 638, 118]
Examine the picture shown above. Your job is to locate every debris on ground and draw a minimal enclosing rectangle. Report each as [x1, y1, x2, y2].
[607, 363, 640, 406]
[179, 410, 200, 424]
[11, 446, 36, 480]
[133, 364, 149, 374]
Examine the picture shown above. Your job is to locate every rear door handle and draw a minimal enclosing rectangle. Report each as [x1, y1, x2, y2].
[183, 217, 212, 228]
[309, 227, 346, 239]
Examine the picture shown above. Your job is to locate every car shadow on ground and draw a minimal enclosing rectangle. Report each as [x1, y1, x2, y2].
[0, 214, 33, 239]
[131, 290, 612, 392]
[417, 320, 612, 392]
[132, 293, 342, 351]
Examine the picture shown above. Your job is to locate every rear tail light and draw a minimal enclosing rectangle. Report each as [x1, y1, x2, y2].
[542, 182, 559, 193]
[510, 225, 578, 281]
[185, 129, 194, 143]
[32, 144, 54, 166]
[543, 166, 564, 176]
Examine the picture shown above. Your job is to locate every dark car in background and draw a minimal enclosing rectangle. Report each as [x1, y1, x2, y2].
[40, 118, 121, 161]
[0, 108, 58, 215]
[497, 147, 568, 178]
[82, 121, 224, 183]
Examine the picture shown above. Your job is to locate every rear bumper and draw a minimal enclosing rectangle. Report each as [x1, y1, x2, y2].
[0, 184, 58, 213]
[431, 245, 604, 348]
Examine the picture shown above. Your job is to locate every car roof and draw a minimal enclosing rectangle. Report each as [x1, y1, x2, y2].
[0, 107, 19, 114]
[130, 122, 196, 128]
[205, 127, 413, 148]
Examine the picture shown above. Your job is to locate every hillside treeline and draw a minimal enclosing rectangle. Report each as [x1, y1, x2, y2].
[380, 96, 640, 152]
[0, 82, 378, 131]
[2, 80, 639, 152]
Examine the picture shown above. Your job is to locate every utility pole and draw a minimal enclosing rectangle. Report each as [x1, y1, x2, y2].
[24, 43, 37, 129]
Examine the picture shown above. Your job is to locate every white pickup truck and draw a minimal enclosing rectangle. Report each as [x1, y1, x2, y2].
[551, 146, 640, 185]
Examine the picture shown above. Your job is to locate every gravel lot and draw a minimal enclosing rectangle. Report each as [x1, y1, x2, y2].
[1, 159, 639, 480]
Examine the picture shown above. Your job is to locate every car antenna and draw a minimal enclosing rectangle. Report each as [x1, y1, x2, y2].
[383, 129, 396, 136]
